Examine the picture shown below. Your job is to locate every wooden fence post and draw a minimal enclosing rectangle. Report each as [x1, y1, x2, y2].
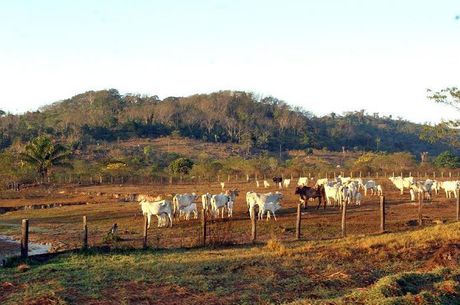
[143, 216, 148, 249]
[418, 193, 423, 226]
[21, 219, 29, 259]
[251, 207, 257, 243]
[341, 204, 347, 238]
[82, 216, 88, 250]
[201, 208, 207, 247]
[380, 196, 386, 233]
[456, 190, 459, 222]
[296, 203, 302, 240]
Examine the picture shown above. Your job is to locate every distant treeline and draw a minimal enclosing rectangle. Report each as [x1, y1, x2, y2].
[0, 89, 456, 155]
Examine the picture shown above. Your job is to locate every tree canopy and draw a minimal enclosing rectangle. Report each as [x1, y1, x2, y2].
[0, 89, 455, 156]
[20, 136, 71, 181]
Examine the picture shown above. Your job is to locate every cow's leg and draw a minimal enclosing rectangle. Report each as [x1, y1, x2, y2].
[168, 214, 173, 228]
[266, 211, 270, 221]
[147, 214, 152, 228]
[273, 211, 277, 221]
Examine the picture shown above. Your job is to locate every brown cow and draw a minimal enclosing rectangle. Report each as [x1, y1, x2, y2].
[294, 185, 326, 209]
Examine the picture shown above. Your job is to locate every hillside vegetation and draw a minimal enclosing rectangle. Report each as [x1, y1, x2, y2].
[0, 90, 458, 187]
[0, 89, 454, 154]
[1, 223, 459, 305]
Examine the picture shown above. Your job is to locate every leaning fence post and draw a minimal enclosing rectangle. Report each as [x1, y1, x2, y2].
[201, 208, 207, 247]
[143, 216, 148, 249]
[341, 204, 347, 238]
[251, 207, 257, 243]
[296, 203, 302, 240]
[21, 219, 29, 259]
[82, 216, 88, 249]
[380, 196, 386, 233]
[418, 193, 423, 226]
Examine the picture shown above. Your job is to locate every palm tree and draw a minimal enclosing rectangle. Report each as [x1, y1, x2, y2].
[20, 136, 71, 182]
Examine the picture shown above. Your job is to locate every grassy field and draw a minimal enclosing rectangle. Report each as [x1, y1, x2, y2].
[0, 222, 459, 305]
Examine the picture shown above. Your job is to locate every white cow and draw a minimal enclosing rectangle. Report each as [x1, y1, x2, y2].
[346, 182, 358, 204]
[263, 180, 270, 188]
[297, 177, 309, 186]
[432, 180, 441, 195]
[173, 193, 198, 218]
[211, 189, 239, 218]
[362, 180, 377, 196]
[337, 176, 352, 185]
[409, 180, 433, 201]
[315, 178, 329, 187]
[441, 181, 460, 198]
[220, 182, 225, 191]
[247, 192, 283, 220]
[201, 193, 212, 211]
[179, 203, 198, 220]
[324, 184, 342, 206]
[139, 196, 173, 228]
[389, 176, 414, 194]
[283, 179, 291, 188]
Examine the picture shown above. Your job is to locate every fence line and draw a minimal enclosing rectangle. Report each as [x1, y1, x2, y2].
[15, 191, 459, 260]
[6, 170, 460, 190]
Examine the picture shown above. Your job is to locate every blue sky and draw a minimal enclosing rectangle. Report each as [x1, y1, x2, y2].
[0, 1, 459, 123]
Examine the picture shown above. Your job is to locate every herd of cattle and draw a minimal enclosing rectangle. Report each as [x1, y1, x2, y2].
[138, 175, 460, 228]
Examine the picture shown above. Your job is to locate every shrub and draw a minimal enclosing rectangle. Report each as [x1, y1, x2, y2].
[433, 151, 460, 169]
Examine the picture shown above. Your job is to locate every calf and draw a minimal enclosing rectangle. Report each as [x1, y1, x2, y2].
[179, 203, 198, 220]
[247, 192, 283, 220]
[173, 193, 198, 218]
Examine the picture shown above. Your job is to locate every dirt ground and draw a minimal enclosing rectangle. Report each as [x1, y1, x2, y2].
[0, 178, 458, 254]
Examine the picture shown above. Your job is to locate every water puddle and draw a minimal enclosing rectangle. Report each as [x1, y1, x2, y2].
[0, 235, 51, 264]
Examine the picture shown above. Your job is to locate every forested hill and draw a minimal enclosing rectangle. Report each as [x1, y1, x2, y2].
[0, 89, 454, 155]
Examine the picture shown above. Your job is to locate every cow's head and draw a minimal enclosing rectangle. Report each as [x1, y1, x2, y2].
[294, 186, 302, 195]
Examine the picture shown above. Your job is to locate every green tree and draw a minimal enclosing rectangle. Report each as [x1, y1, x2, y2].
[422, 87, 460, 147]
[20, 136, 71, 182]
[0, 109, 5, 116]
[168, 158, 194, 175]
[433, 151, 460, 168]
